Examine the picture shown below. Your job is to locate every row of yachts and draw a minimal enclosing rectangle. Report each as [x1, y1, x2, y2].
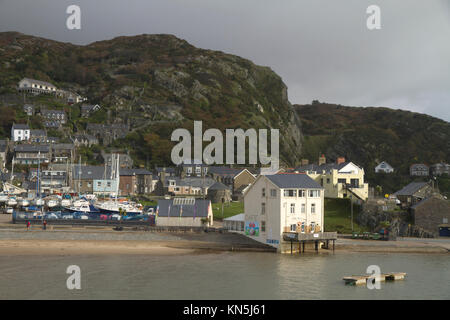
[0, 193, 144, 215]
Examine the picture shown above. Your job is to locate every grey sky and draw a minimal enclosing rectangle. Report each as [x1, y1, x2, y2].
[1, 0, 449, 121]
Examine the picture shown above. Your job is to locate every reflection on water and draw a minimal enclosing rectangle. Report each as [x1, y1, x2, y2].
[0, 252, 448, 299]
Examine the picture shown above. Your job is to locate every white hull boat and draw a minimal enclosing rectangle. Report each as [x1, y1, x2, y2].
[7, 198, 17, 207]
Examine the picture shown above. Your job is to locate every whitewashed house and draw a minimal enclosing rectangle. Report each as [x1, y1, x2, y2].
[11, 123, 30, 142]
[375, 161, 394, 173]
[244, 173, 325, 252]
[18, 78, 57, 94]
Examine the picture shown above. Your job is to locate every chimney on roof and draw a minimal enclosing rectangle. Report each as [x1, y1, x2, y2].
[336, 157, 346, 165]
[318, 154, 326, 165]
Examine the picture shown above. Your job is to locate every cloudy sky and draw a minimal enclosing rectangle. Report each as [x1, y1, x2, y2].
[1, 0, 449, 121]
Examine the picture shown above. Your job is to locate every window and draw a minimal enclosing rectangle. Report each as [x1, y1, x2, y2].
[311, 203, 316, 214]
[298, 189, 305, 197]
[309, 190, 320, 197]
[326, 178, 330, 184]
[261, 202, 266, 215]
[338, 178, 346, 184]
[290, 203, 295, 214]
[444, 218, 449, 224]
[97, 182, 101, 187]
[270, 189, 277, 197]
[187, 167, 192, 174]
[169, 180, 175, 186]
[195, 166, 201, 174]
[261, 221, 266, 232]
[284, 189, 297, 197]
[290, 224, 297, 232]
[262, 188, 266, 197]
[301, 203, 306, 213]
[107, 182, 111, 187]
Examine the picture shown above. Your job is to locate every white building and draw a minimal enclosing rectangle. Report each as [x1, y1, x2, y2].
[375, 161, 394, 173]
[17, 78, 57, 94]
[11, 123, 30, 142]
[244, 173, 324, 252]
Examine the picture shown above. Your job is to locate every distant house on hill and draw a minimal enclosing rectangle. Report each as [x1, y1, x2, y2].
[410, 163, 429, 176]
[41, 109, 67, 127]
[11, 123, 30, 142]
[72, 134, 98, 147]
[23, 104, 35, 116]
[375, 161, 394, 173]
[86, 123, 129, 145]
[30, 129, 47, 143]
[17, 78, 57, 95]
[81, 104, 101, 117]
[430, 163, 450, 177]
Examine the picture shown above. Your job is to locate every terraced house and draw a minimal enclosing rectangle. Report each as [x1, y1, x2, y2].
[294, 156, 368, 201]
[14, 144, 51, 164]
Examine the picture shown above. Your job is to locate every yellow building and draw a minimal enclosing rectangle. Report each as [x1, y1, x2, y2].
[295, 158, 368, 201]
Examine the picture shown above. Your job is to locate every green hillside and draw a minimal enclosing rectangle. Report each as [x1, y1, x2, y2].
[296, 102, 450, 195]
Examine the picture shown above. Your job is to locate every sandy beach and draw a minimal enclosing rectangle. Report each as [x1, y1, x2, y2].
[0, 227, 449, 255]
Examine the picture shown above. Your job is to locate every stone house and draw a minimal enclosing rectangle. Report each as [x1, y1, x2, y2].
[86, 123, 129, 145]
[30, 129, 47, 143]
[393, 182, 434, 208]
[411, 196, 450, 236]
[207, 181, 232, 203]
[41, 109, 67, 126]
[119, 168, 153, 195]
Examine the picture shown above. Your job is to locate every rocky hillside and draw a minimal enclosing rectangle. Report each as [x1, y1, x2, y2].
[0, 32, 302, 166]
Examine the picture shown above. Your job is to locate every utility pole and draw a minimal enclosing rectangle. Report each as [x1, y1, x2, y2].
[350, 194, 354, 232]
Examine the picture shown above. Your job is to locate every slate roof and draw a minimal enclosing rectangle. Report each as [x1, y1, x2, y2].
[209, 166, 243, 177]
[14, 145, 49, 153]
[295, 162, 357, 173]
[30, 129, 46, 136]
[157, 199, 210, 218]
[208, 181, 231, 191]
[394, 182, 429, 196]
[265, 173, 323, 189]
[120, 168, 152, 176]
[21, 78, 56, 88]
[167, 177, 216, 188]
[12, 123, 29, 130]
[72, 165, 114, 180]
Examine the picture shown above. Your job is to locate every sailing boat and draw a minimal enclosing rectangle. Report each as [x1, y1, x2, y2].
[34, 152, 44, 206]
[95, 154, 142, 215]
